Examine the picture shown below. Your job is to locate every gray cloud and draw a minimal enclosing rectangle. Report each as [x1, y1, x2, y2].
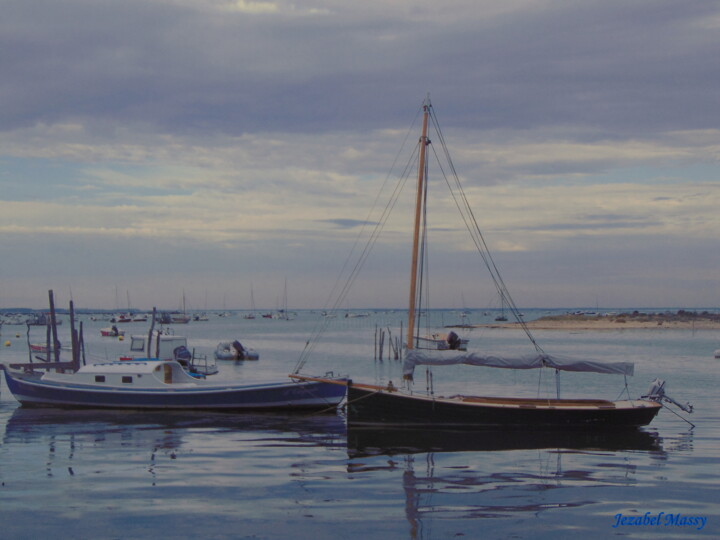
[3, 1, 720, 137]
[1, 0, 719, 309]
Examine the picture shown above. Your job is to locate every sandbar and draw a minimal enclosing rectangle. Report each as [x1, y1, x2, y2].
[472, 311, 720, 331]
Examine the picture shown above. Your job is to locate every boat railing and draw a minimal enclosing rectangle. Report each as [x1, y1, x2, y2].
[186, 349, 218, 377]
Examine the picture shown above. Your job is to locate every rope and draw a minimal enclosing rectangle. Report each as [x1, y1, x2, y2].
[428, 105, 543, 353]
[659, 401, 696, 429]
[293, 107, 425, 374]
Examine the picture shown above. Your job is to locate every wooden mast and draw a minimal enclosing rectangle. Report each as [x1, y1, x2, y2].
[406, 98, 430, 349]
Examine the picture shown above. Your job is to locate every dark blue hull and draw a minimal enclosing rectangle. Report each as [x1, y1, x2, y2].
[3, 370, 346, 412]
[346, 384, 661, 429]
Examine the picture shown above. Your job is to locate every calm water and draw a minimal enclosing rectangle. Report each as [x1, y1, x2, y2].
[0, 310, 718, 539]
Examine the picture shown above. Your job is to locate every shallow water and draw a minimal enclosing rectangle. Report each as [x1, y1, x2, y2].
[0, 310, 718, 539]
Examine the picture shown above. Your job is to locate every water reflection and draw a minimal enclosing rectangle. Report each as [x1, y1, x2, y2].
[4, 407, 347, 484]
[347, 425, 663, 457]
[346, 426, 667, 539]
[4, 406, 347, 448]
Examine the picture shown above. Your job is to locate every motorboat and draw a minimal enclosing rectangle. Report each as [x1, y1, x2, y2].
[2, 359, 346, 411]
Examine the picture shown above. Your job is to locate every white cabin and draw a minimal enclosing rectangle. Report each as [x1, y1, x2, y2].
[42, 360, 199, 388]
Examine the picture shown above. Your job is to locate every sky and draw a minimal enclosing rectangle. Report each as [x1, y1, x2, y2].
[1, 0, 719, 311]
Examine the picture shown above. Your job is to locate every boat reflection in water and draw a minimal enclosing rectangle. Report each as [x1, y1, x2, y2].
[347, 425, 663, 457]
[347, 425, 665, 539]
[3, 406, 347, 451]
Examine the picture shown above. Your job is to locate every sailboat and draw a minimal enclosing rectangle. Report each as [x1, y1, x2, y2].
[494, 294, 508, 322]
[171, 293, 191, 324]
[292, 97, 691, 429]
[243, 285, 257, 319]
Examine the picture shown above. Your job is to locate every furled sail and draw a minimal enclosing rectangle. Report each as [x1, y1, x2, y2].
[403, 350, 634, 379]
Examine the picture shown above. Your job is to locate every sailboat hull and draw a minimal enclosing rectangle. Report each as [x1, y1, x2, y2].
[346, 384, 661, 429]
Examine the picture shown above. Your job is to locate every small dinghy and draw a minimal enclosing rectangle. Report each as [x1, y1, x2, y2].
[214, 340, 259, 361]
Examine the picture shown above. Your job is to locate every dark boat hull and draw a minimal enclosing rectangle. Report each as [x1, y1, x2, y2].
[3, 370, 347, 412]
[346, 384, 661, 429]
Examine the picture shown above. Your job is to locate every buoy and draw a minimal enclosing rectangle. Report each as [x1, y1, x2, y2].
[118, 335, 124, 341]
[15, 333, 20, 338]
[4, 340, 11, 347]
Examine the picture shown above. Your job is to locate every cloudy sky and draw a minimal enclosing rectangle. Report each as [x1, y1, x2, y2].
[1, 0, 719, 310]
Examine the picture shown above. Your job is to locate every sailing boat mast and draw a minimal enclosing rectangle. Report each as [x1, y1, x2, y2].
[407, 98, 431, 350]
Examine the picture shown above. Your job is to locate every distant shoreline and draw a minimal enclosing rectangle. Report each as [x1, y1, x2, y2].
[470, 311, 720, 330]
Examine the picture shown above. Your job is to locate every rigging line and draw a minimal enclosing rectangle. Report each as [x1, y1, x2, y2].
[294, 133, 422, 373]
[295, 159, 414, 371]
[428, 110, 543, 352]
[430, 113, 524, 316]
[300, 98, 429, 369]
[294, 108, 424, 370]
[329, 142, 419, 313]
[307, 107, 423, 321]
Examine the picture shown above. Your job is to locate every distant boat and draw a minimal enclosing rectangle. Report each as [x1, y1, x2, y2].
[158, 311, 191, 325]
[494, 295, 508, 322]
[26, 312, 62, 326]
[100, 325, 125, 337]
[172, 293, 191, 324]
[714, 349, 720, 359]
[243, 286, 257, 319]
[214, 340, 259, 361]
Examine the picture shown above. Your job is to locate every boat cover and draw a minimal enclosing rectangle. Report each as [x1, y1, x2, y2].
[403, 350, 634, 378]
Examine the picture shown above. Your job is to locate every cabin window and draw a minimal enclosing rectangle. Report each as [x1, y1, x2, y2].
[122, 376, 133, 384]
[95, 375, 106, 383]
[130, 336, 146, 352]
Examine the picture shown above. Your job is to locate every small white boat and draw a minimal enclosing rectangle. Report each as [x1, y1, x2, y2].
[100, 326, 125, 337]
[214, 340, 259, 361]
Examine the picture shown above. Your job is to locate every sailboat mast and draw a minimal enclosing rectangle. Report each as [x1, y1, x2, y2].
[407, 99, 430, 349]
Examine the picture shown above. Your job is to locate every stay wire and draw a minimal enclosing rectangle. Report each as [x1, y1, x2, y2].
[427, 106, 543, 353]
[294, 104, 426, 373]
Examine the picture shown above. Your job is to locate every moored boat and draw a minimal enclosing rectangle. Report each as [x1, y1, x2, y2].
[4, 292, 347, 412]
[100, 325, 125, 337]
[292, 97, 692, 430]
[2, 360, 346, 411]
[214, 340, 259, 361]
